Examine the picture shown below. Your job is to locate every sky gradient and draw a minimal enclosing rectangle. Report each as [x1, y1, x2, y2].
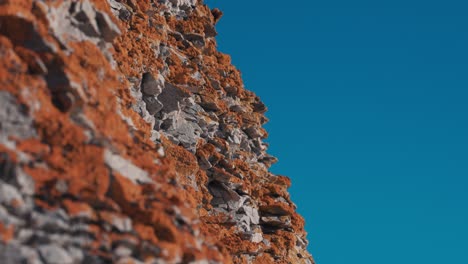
[205, 0, 468, 263]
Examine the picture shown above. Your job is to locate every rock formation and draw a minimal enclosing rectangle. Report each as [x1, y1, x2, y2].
[0, 0, 314, 263]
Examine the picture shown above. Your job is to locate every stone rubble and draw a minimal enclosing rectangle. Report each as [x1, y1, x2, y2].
[0, 0, 314, 263]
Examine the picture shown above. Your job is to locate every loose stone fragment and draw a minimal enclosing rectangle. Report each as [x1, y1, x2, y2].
[141, 72, 163, 96]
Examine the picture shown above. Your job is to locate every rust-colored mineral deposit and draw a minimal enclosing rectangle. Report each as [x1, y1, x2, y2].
[0, 0, 313, 263]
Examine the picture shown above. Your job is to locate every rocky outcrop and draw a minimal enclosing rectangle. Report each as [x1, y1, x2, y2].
[0, 0, 313, 263]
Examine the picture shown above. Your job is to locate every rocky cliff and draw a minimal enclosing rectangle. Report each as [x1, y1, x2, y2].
[0, 0, 313, 263]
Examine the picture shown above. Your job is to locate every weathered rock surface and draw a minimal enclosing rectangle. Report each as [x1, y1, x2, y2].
[0, 0, 314, 263]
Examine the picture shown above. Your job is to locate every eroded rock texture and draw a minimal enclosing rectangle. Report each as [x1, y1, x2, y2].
[0, 0, 314, 263]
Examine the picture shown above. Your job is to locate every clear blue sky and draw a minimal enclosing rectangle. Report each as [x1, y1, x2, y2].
[205, 0, 468, 263]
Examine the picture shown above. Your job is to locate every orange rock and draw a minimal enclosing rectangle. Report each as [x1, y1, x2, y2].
[0, 223, 15, 242]
[0, 0, 313, 263]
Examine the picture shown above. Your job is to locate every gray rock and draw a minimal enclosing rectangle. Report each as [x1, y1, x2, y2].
[158, 110, 203, 152]
[0, 243, 23, 264]
[0, 91, 37, 140]
[227, 129, 244, 145]
[209, 168, 233, 183]
[14, 169, 36, 196]
[0, 153, 16, 183]
[0, 182, 24, 207]
[175, 121, 201, 150]
[229, 105, 245, 113]
[209, 78, 222, 90]
[235, 214, 252, 232]
[243, 126, 263, 139]
[110, 215, 132, 233]
[250, 138, 267, 154]
[71, 0, 121, 42]
[130, 85, 156, 126]
[35, 232, 74, 245]
[204, 23, 217, 38]
[104, 149, 153, 184]
[167, 0, 197, 8]
[262, 239, 271, 247]
[165, 134, 180, 145]
[208, 182, 246, 211]
[223, 86, 238, 96]
[169, 31, 185, 41]
[95, 11, 121, 42]
[47, 0, 120, 47]
[67, 247, 84, 263]
[54, 179, 68, 194]
[184, 32, 205, 47]
[198, 117, 219, 139]
[241, 232, 263, 243]
[0, 205, 24, 226]
[295, 234, 308, 248]
[141, 73, 164, 96]
[188, 260, 212, 264]
[252, 99, 267, 113]
[239, 137, 251, 152]
[31, 210, 70, 232]
[38, 245, 73, 264]
[197, 155, 212, 170]
[107, 0, 132, 21]
[260, 216, 291, 228]
[259, 204, 290, 216]
[199, 99, 220, 112]
[138, 242, 161, 257]
[17, 228, 34, 243]
[114, 246, 133, 258]
[258, 154, 278, 167]
[158, 83, 189, 113]
[242, 205, 260, 225]
[143, 95, 164, 115]
[185, 174, 199, 191]
[72, 0, 101, 37]
[70, 222, 91, 233]
[182, 98, 204, 120]
[274, 196, 289, 204]
[20, 246, 44, 264]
